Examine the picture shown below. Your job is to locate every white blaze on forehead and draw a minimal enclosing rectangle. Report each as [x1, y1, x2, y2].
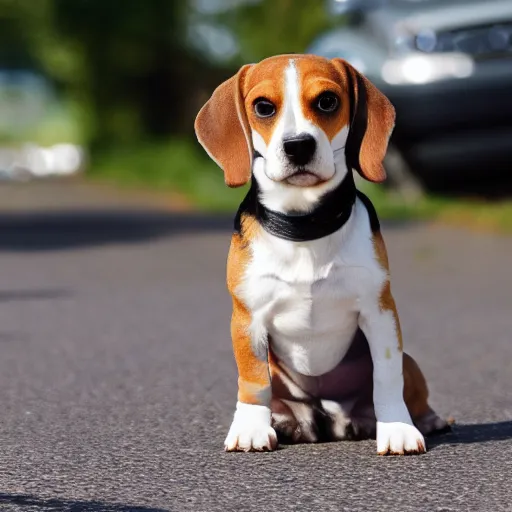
[282, 60, 313, 136]
[252, 59, 312, 158]
[282, 60, 299, 135]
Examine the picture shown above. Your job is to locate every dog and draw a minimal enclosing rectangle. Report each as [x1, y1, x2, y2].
[194, 54, 449, 455]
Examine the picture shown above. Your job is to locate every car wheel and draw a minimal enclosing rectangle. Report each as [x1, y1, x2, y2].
[384, 144, 424, 200]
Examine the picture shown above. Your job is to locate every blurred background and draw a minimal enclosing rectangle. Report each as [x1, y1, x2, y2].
[0, 0, 512, 224]
[0, 3, 511, 506]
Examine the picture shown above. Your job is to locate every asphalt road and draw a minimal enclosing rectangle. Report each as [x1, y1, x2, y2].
[0, 182, 511, 512]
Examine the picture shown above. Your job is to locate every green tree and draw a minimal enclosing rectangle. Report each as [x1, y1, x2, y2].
[0, 0, 334, 153]
[218, 0, 334, 63]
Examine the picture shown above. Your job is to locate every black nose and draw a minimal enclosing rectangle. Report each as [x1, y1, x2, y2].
[283, 134, 316, 166]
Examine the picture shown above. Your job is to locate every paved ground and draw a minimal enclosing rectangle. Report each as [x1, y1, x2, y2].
[0, 182, 510, 512]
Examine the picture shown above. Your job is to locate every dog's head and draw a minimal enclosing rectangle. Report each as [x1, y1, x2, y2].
[194, 54, 395, 212]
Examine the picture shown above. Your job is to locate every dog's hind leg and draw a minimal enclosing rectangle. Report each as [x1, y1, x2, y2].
[403, 353, 452, 435]
[269, 356, 319, 443]
[270, 397, 319, 443]
[270, 355, 356, 443]
[271, 397, 359, 443]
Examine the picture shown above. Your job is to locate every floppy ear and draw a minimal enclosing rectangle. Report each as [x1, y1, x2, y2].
[331, 58, 395, 183]
[194, 65, 253, 188]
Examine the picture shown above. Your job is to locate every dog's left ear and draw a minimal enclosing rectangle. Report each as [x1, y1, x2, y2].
[194, 65, 253, 188]
[332, 58, 395, 183]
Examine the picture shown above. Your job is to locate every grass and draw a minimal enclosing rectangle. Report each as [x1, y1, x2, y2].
[360, 182, 512, 234]
[90, 140, 512, 234]
[91, 139, 248, 212]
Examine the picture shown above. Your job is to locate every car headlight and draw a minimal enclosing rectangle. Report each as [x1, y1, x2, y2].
[381, 52, 474, 85]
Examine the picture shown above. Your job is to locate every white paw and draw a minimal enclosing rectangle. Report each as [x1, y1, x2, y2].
[224, 402, 278, 452]
[376, 421, 426, 455]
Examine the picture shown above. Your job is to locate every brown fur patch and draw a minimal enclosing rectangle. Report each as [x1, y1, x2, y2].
[242, 60, 289, 147]
[195, 65, 253, 188]
[372, 231, 389, 270]
[372, 232, 403, 352]
[379, 280, 403, 352]
[332, 59, 395, 183]
[227, 216, 271, 405]
[355, 68, 395, 183]
[294, 57, 351, 141]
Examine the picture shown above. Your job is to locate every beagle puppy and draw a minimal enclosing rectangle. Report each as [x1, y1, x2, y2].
[194, 54, 449, 455]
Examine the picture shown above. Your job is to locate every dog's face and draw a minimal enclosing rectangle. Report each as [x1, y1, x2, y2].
[195, 55, 395, 212]
[246, 57, 351, 188]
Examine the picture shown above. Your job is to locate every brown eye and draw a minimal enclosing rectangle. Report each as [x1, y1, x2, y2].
[316, 92, 339, 113]
[254, 98, 276, 118]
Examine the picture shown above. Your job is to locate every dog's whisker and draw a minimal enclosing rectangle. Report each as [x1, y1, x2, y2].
[333, 146, 346, 153]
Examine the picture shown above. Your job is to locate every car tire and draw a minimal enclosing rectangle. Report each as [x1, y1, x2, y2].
[384, 144, 424, 200]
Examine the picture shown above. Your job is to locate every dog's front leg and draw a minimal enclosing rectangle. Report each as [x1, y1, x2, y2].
[224, 296, 277, 452]
[359, 283, 426, 455]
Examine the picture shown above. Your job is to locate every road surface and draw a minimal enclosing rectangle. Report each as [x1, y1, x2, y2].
[0, 182, 510, 511]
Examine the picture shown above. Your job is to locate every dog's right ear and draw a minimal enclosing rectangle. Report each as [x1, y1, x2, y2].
[331, 58, 395, 183]
[194, 65, 253, 188]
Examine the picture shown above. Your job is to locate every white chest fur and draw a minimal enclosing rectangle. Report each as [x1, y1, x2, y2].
[238, 198, 387, 377]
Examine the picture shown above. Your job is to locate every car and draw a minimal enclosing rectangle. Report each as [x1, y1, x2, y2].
[308, 0, 512, 196]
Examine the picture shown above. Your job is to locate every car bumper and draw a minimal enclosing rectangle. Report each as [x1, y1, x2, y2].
[376, 59, 512, 191]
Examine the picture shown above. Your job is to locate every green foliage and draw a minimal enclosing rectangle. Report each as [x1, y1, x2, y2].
[46, 0, 197, 148]
[91, 140, 248, 212]
[2, 0, 511, 234]
[218, 0, 335, 62]
[359, 182, 512, 233]
[0, 0, 333, 150]
[90, 141, 512, 232]
[0, 0, 211, 148]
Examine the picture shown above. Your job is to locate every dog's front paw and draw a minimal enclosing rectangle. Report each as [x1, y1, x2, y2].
[376, 421, 426, 455]
[224, 402, 278, 452]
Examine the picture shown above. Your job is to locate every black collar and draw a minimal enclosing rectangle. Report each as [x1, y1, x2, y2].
[235, 171, 357, 242]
